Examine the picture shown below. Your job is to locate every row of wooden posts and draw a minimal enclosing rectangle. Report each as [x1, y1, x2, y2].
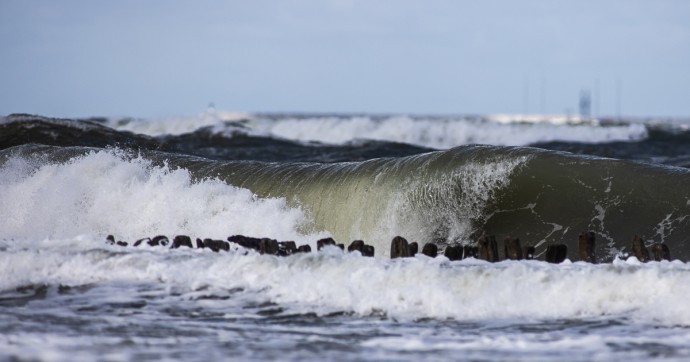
[105, 234, 375, 257]
[390, 232, 671, 263]
[106, 231, 671, 262]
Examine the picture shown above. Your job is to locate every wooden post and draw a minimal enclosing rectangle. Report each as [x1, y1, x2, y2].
[317, 237, 337, 250]
[362, 244, 375, 257]
[463, 245, 478, 259]
[172, 235, 193, 249]
[390, 236, 410, 258]
[631, 235, 650, 262]
[408, 242, 419, 257]
[444, 245, 462, 261]
[478, 234, 499, 262]
[545, 244, 568, 263]
[260, 238, 279, 255]
[228, 235, 261, 250]
[578, 231, 596, 263]
[503, 236, 523, 260]
[422, 243, 438, 257]
[348, 240, 365, 253]
[652, 242, 671, 261]
[278, 241, 297, 256]
[297, 244, 312, 253]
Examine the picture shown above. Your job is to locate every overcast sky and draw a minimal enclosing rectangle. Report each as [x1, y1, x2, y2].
[1, 0, 689, 118]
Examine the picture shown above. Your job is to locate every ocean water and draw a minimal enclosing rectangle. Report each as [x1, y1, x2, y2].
[2, 111, 690, 361]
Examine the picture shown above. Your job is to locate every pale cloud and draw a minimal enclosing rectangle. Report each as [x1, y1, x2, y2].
[0, 0, 688, 117]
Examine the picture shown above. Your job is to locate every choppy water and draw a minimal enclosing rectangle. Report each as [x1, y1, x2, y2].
[1, 111, 690, 361]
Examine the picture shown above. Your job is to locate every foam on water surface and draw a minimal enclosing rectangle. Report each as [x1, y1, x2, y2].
[105, 112, 649, 149]
[2, 124, 690, 360]
[108, 109, 252, 136]
[248, 115, 648, 148]
[3, 240, 690, 361]
[1, 147, 686, 330]
[0, 149, 326, 245]
[1, 238, 690, 325]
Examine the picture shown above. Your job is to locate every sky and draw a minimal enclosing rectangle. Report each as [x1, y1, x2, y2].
[1, 0, 689, 118]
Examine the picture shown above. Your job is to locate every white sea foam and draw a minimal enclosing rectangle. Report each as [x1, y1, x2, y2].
[0, 240, 689, 326]
[248, 116, 648, 149]
[0, 150, 325, 244]
[106, 111, 648, 149]
[110, 109, 252, 136]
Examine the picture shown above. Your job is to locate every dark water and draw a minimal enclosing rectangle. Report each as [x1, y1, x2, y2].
[3, 114, 689, 260]
[4, 281, 689, 361]
[3, 113, 690, 165]
[2, 113, 690, 361]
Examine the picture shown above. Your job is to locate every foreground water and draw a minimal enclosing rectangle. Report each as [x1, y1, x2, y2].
[1, 111, 690, 361]
[3, 239, 690, 361]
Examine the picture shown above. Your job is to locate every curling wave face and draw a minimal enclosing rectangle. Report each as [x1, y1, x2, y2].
[2, 114, 690, 361]
[2, 144, 689, 260]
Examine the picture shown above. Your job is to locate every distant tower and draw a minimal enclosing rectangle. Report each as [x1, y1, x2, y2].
[579, 90, 591, 120]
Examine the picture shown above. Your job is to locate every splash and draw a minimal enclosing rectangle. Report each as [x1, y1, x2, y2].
[0, 149, 325, 244]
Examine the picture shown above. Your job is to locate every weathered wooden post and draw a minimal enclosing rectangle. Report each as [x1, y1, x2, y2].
[260, 238, 279, 255]
[228, 235, 261, 250]
[348, 240, 365, 253]
[297, 244, 312, 253]
[133, 237, 151, 247]
[463, 245, 478, 259]
[578, 231, 596, 263]
[422, 243, 438, 257]
[631, 235, 650, 262]
[172, 235, 193, 249]
[504, 236, 523, 260]
[204, 239, 229, 252]
[347, 240, 374, 257]
[652, 242, 671, 261]
[150, 235, 169, 247]
[362, 244, 375, 257]
[317, 237, 337, 250]
[545, 244, 568, 263]
[278, 241, 297, 256]
[408, 242, 419, 257]
[390, 236, 410, 258]
[444, 245, 462, 261]
[478, 234, 499, 262]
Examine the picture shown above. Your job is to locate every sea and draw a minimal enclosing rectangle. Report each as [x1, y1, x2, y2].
[1, 110, 690, 361]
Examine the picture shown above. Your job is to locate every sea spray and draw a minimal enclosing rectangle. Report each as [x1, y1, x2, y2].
[0, 149, 326, 245]
[180, 146, 530, 254]
[170, 146, 690, 259]
[2, 114, 690, 361]
[3, 144, 690, 259]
